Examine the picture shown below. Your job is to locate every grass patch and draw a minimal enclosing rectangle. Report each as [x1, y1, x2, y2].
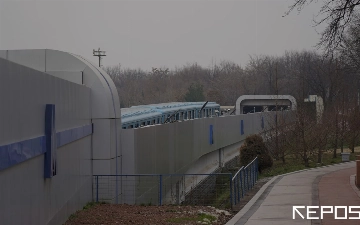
[212, 189, 231, 209]
[68, 213, 77, 220]
[259, 151, 358, 178]
[67, 202, 106, 222]
[167, 213, 216, 224]
[82, 202, 97, 210]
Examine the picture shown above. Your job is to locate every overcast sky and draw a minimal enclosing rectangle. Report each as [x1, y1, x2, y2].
[0, 0, 324, 71]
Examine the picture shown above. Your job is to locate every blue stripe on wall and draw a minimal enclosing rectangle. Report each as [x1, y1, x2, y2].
[240, 120, 244, 135]
[0, 124, 93, 172]
[0, 136, 46, 171]
[56, 124, 93, 147]
[209, 125, 214, 145]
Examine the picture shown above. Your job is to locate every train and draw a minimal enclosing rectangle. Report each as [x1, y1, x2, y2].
[121, 102, 221, 129]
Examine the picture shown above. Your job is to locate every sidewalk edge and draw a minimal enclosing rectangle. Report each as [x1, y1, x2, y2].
[225, 176, 279, 225]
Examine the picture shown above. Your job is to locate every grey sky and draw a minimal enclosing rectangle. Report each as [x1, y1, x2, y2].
[0, 0, 323, 71]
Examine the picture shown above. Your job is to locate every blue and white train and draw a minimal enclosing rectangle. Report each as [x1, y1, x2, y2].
[121, 102, 221, 129]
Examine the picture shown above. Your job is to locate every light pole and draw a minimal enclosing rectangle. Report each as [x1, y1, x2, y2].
[93, 48, 106, 67]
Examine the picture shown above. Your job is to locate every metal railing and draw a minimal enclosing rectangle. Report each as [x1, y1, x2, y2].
[93, 157, 259, 208]
[231, 156, 259, 206]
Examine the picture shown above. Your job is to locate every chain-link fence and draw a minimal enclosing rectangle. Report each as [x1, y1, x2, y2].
[93, 157, 258, 209]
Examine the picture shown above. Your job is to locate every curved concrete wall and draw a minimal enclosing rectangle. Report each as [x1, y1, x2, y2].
[0, 49, 121, 225]
[235, 95, 297, 115]
[0, 49, 122, 176]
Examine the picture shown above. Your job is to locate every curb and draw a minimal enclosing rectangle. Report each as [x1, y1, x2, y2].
[225, 175, 279, 225]
[225, 161, 356, 225]
[350, 174, 360, 198]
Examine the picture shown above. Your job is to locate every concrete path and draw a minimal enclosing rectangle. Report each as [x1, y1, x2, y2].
[226, 161, 358, 225]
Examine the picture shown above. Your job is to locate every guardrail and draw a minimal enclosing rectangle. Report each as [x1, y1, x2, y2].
[93, 173, 233, 208]
[231, 156, 259, 206]
[93, 157, 259, 208]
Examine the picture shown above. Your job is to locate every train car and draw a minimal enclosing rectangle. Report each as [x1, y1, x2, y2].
[121, 102, 220, 129]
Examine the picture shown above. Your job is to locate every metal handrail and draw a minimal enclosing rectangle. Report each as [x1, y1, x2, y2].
[232, 166, 244, 181]
[231, 156, 259, 206]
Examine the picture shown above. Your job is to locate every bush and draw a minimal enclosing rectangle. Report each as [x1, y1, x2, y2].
[240, 134, 273, 172]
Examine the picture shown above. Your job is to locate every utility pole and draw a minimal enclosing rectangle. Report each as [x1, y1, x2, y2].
[93, 48, 106, 67]
[275, 63, 281, 162]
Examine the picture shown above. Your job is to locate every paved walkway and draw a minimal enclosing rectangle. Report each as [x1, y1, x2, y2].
[226, 161, 359, 225]
[319, 167, 360, 225]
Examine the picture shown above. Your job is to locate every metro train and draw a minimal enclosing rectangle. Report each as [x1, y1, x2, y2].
[121, 102, 221, 129]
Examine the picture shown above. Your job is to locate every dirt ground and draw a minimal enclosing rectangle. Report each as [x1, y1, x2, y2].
[64, 178, 270, 225]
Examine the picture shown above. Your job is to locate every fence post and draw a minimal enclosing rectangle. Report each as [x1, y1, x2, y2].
[256, 157, 259, 180]
[246, 167, 250, 191]
[251, 162, 255, 187]
[229, 174, 233, 209]
[255, 157, 259, 181]
[252, 162, 255, 186]
[96, 176, 99, 203]
[250, 163, 254, 189]
[240, 170, 244, 198]
[237, 173, 240, 203]
[233, 178, 237, 205]
[159, 175, 163, 206]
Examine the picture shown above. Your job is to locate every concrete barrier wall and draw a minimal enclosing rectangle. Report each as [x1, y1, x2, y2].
[120, 111, 293, 204]
[122, 111, 290, 175]
[0, 58, 92, 225]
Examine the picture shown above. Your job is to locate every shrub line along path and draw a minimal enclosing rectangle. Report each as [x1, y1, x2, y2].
[226, 161, 358, 225]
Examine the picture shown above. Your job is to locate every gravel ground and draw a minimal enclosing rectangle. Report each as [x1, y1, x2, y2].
[65, 204, 233, 225]
[64, 178, 271, 225]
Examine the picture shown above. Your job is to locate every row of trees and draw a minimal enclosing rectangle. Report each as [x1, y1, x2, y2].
[104, 1, 360, 165]
[105, 49, 359, 109]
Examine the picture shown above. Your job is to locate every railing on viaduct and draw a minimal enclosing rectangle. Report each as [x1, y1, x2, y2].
[93, 157, 259, 209]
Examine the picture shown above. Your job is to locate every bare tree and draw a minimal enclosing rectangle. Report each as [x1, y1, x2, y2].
[287, 0, 360, 54]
